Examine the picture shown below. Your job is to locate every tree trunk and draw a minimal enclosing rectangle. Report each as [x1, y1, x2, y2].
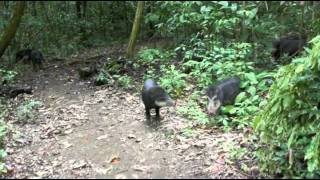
[123, 1, 130, 36]
[76, 1, 81, 18]
[0, 1, 4, 12]
[252, 29, 257, 62]
[40, 1, 50, 23]
[76, 1, 87, 19]
[312, 1, 315, 24]
[77, 1, 87, 41]
[126, 1, 144, 59]
[0, 1, 26, 58]
[300, 1, 305, 34]
[240, 1, 248, 42]
[83, 1, 87, 18]
[31, 1, 37, 17]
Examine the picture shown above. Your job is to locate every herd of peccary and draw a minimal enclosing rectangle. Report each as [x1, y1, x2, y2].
[141, 34, 309, 121]
[14, 33, 309, 122]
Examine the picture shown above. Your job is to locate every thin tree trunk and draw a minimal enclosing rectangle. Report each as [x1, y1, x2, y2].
[42, 2, 49, 20]
[31, 1, 37, 17]
[240, 1, 248, 42]
[124, 1, 130, 35]
[312, 1, 315, 24]
[126, 1, 144, 58]
[76, 1, 81, 18]
[77, 1, 87, 41]
[83, 1, 87, 18]
[0, 1, 4, 12]
[252, 30, 257, 62]
[300, 1, 305, 34]
[0, 1, 26, 58]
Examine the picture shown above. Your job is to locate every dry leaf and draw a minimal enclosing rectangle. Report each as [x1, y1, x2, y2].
[97, 134, 109, 140]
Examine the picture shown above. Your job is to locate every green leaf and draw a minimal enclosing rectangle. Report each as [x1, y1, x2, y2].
[245, 72, 258, 85]
[217, 1, 229, 8]
[295, 64, 305, 74]
[247, 86, 257, 96]
[282, 95, 292, 109]
[235, 92, 246, 103]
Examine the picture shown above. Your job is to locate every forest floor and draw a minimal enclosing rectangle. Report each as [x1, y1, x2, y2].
[1, 43, 259, 179]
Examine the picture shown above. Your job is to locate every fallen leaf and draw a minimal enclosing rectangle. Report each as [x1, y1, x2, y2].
[216, 153, 226, 164]
[109, 156, 121, 164]
[72, 160, 88, 169]
[64, 129, 73, 135]
[114, 174, 127, 179]
[132, 165, 148, 172]
[97, 134, 109, 140]
[35, 170, 48, 178]
[52, 160, 62, 167]
[61, 141, 73, 149]
[127, 134, 136, 139]
[94, 167, 112, 175]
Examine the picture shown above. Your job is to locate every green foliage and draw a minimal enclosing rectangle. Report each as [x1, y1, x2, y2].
[181, 127, 194, 138]
[0, 1, 137, 63]
[94, 71, 112, 86]
[159, 65, 187, 97]
[219, 71, 275, 129]
[0, 149, 7, 174]
[113, 75, 132, 90]
[179, 39, 253, 84]
[142, 66, 158, 82]
[137, 48, 188, 96]
[0, 2, 319, 177]
[254, 36, 320, 178]
[178, 91, 209, 125]
[176, 36, 276, 129]
[16, 100, 42, 124]
[0, 99, 8, 174]
[0, 69, 17, 84]
[137, 48, 172, 66]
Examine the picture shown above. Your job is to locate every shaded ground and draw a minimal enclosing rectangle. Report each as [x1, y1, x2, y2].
[2, 45, 257, 179]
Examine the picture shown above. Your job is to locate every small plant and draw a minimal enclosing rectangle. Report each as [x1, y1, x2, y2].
[137, 48, 172, 66]
[0, 149, 7, 174]
[113, 75, 132, 90]
[143, 66, 158, 81]
[0, 69, 17, 84]
[0, 121, 6, 148]
[181, 127, 194, 138]
[16, 100, 42, 124]
[159, 65, 187, 97]
[94, 71, 112, 86]
[178, 91, 209, 125]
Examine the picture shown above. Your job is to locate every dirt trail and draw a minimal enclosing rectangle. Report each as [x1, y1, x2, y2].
[2, 50, 253, 179]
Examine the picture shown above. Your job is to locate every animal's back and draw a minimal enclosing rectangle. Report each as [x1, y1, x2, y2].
[216, 77, 241, 105]
[142, 79, 157, 107]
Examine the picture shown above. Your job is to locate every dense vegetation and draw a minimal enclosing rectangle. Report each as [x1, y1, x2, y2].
[1, 1, 320, 178]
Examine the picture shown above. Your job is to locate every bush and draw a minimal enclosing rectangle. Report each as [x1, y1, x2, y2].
[94, 71, 112, 86]
[159, 65, 187, 97]
[254, 36, 320, 178]
[0, 69, 17, 85]
[137, 48, 172, 66]
[113, 75, 133, 90]
[16, 100, 42, 124]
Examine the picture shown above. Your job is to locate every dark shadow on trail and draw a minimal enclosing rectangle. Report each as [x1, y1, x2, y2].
[143, 116, 164, 130]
